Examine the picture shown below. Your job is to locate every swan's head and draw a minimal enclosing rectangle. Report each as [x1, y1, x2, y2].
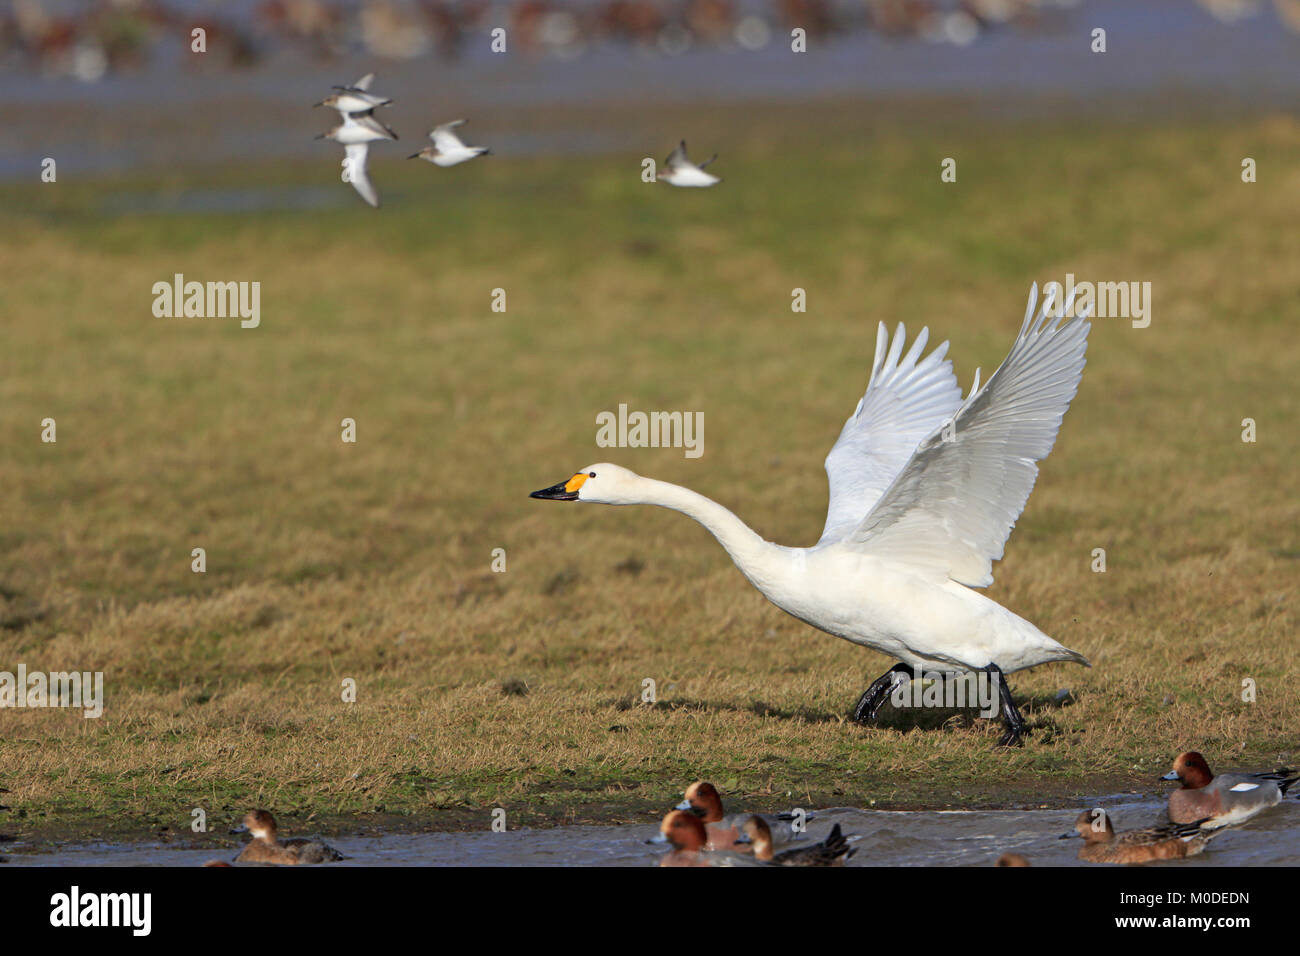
[530, 463, 643, 505]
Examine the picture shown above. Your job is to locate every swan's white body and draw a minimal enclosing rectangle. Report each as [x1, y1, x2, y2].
[534, 285, 1091, 676]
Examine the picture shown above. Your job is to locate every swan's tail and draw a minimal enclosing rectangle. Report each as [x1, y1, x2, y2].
[1059, 647, 1091, 667]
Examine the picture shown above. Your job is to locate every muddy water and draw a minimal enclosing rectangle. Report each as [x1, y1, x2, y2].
[6, 796, 1299, 866]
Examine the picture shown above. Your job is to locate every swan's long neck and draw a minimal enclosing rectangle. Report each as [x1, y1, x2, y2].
[634, 478, 782, 585]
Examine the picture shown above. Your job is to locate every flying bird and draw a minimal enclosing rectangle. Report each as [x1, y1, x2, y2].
[317, 111, 398, 145]
[314, 75, 397, 209]
[315, 73, 392, 113]
[409, 119, 492, 167]
[657, 140, 720, 187]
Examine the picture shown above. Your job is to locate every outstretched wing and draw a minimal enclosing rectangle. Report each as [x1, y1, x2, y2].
[842, 284, 1091, 587]
[335, 73, 375, 93]
[332, 74, 391, 108]
[431, 120, 468, 151]
[664, 140, 688, 169]
[344, 143, 379, 207]
[819, 323, 963, 545]
[355, 113, 397, 140]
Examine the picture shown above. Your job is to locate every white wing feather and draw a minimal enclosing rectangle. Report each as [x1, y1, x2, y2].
[843, 284, 1091, 587]
[344, 143, 379, 207]
[431, 120, 468, 152]
[819, 324, 963, 544]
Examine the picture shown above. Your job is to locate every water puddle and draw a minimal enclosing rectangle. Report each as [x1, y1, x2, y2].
[6, 796, 1298, 866]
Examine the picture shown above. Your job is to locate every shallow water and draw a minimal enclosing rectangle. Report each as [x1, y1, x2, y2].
[7, 795, 1299, 866]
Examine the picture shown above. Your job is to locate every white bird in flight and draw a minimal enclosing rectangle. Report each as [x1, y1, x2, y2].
[316, 113, 396, 208]
[315, 73, 392, 114]
[318, 112, 397, 146]
[314, 74, 397, 209]
[533, 284, 1092, 746]
[409, 119, 492, 167]
[657, 140, 720, 187]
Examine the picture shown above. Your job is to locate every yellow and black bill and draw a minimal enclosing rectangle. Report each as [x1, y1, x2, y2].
[530, 473, 588, 501]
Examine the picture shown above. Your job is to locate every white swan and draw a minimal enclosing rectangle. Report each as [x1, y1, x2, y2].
[532, 284, 1092, 745]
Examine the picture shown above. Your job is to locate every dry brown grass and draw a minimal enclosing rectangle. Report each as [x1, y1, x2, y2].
[0, 105, 1297, 841]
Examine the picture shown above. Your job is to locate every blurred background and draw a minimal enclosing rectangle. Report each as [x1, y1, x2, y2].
[2, 0, 1298, 184]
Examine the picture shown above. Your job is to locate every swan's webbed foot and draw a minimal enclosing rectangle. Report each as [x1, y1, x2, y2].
[851, 663, 914, 724]
[985, 664, 1028, 747]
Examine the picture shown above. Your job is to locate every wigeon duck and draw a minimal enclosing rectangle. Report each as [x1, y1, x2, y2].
[1062, 810, 1220, 864]
[737, 816, 855, 866]
[675, 781, 810, 852]
[657, 810, 743, 867]
[1162, 751, 1298, 828]
[232, 810, 345, 865]
[994, 852, 1031, 867]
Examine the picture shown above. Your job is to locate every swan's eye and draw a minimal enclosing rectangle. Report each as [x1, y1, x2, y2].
[589, 472, 596, 478]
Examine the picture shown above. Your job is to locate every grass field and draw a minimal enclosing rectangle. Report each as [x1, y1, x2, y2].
[1, 103, 1297, 844]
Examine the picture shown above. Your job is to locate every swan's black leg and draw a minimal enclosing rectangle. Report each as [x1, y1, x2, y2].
[985, 664, 1028, 747]
[851, 663, 914, 724]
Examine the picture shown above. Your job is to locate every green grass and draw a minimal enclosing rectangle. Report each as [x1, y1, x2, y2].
[0, 104, 1297, 842]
